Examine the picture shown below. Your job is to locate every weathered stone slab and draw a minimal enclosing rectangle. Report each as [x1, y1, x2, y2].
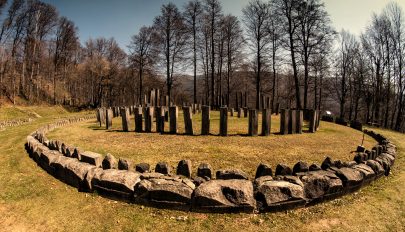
[135, 163, 150, 173]
[288, 110, 297, 134]
[219, 107, 228, 136]
[300, 170, 343, 199]
[106, 108, 113, 129]
[201, 106, 210, 135]
[118, 158, 133, 170]
[39, 150, 60, 174]
[261, 109, 271, 136]
[192, 179, 256, 213]
[334, 167, 363, 188]
[280, 109, 289, 135]
[80, 151, 103, 167]
[120, 107, 130, 132]
[256, 180, 305, 210]
[144, 107, 154, 132]
[183, 106, 193, 135]
[275, 164, 292, 176]
[169, 106, 178, 134]
[177, 160, 192, 178]
[216, 169, 249, 180]
[102, 153, 117, 169]
[134, 107, 143, 132]
[255, 163, 273, 179]
[155, 162, 170, 175]
[352, 164, 375, 182]
[293, 161, 309, 175]
[248, 109, 258, 136]
[63, 159, 97, 191]
[366, 160, 385, 176]
[92, 169, 141, 199]
[197, 163, 212, 179]
[135, 177, 195, 206]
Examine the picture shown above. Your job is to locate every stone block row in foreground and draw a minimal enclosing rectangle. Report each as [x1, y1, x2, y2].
[25, 116, 396, 213]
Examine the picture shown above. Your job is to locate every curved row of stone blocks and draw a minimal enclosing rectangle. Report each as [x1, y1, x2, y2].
[1, 118, 33, 130]
[25, 116, 397, 213]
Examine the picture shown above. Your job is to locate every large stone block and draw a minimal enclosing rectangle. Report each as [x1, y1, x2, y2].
[201, 106, 210, 135]
[300, 170, 343, 200]
[248, 109, 258, 136]
[80, 151, 103, 167]
[135, 177, 195, 206]
[192, 179, 256, 213]
[216, 169, 249, 180]
[255, 180, 305, 211]
[120, 107, 130, 132]
[92, 169, 141, 199]
[177, 160, 192, 178]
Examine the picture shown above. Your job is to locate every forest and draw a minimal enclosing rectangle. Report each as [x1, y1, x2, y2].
[0, 0, 404, 132]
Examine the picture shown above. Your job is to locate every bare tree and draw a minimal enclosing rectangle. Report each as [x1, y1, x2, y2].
[183, 0, 203, 105]
[129, 26, 155, 104]
[153, 3, 188, 104]
[334, 30, 358, 119]
[203, 0, 222, 107]
[243, 0, 270, 110]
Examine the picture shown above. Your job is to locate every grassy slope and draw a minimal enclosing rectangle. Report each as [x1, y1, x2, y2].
[0, 107, 403, 231]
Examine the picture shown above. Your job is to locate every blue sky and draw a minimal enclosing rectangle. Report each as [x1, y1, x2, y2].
[41, 0, 405, 52]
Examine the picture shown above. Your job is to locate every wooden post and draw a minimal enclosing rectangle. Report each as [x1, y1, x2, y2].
[106, 108, 113, 130]
[275, 103, 280, 115]
[280, 109, 289, 135]
[156, 107, 165, 133]
[98, 108, 105, 127]
[237, 107, 242, 118]
[120, 107, 130, 132]
[183, 106, 193, 135]
[248, 109, 258, 136]
[220, 107, 228, 136]
[155, 89, 160, 106]
[134, 107, 143, 132]
[288, 110, 297, 134]
[169, 106, 178, 134]
[261, 108, 271, 136]
[309, 109, 317, 133]
[144, 106, 154, 132]
[296, 110, 303, 134]
[201, 105, 210, 135]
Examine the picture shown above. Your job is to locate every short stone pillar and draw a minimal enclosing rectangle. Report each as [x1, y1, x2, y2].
[288, 110, 297, 134]
[230, 108, 234, 117]
[248, 109, 258, 136]
[220, 107, 228, 136]
[120, 107, 130, 132]
[243, 107, 248, 118]
[98, 108, 105, 127]
[316, 110, 321, 130]
[183, 106, 193, 135]
[275, 103, 280, 115]
[237, 108, 242, 118]
[106, 108, 113, 130]
[164, 107, 169, 122]
[280, 109, 289, 135]
[201, 105, 210, 135]
[261, 108, 271, 136]
[134, 107, 143, 132]
[156, 107, 165, 133]
[296, 110, 303, 134]
[144, 107, 154, 132]
[169, 106, 178, 134]
[309, 109, 317, 133]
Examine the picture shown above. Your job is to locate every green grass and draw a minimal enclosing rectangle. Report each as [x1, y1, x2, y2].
[0, 106, 404, 231]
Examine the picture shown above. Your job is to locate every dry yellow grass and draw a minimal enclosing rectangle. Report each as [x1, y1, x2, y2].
[47, 111, 375, 177]
[1, 107, 404, 231]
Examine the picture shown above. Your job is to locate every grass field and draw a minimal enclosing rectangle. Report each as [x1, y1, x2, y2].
[47, 111, 376, 177]
[0, 106, 404, 231]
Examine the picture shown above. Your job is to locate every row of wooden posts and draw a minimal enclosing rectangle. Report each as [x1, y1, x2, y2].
[96, 106, 320, 136]
[139, 89, 280, 113]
